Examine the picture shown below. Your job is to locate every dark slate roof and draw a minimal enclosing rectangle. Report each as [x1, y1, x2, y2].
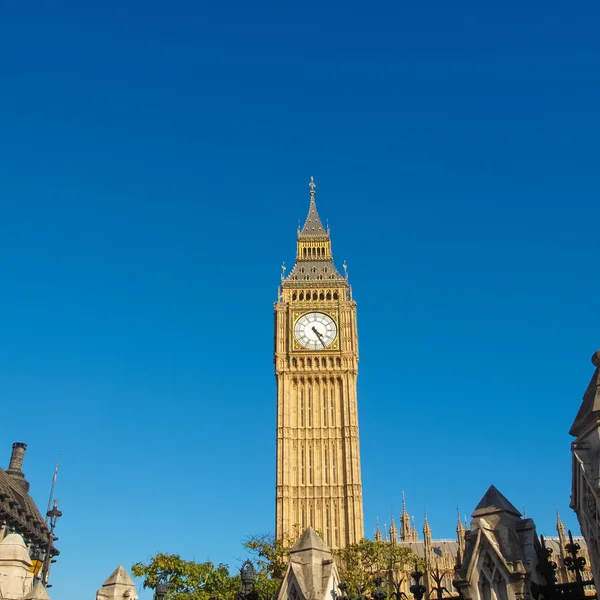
[285, 260, 345, 284]
[472, 485, 522, 518]
[298, 196, 328, 238]
[543, 536, 588, 557]
[570, 351, 600, 437]
[0, 468, 50, 547]
[397, 540, 460, 559]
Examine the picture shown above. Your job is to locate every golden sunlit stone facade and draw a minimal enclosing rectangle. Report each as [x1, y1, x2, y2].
[274, 178, 364, 549]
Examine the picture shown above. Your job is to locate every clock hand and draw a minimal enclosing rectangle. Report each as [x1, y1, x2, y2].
[312, 326, 326, 347]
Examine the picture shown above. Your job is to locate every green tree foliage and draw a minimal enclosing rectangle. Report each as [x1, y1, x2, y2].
[243, 533, 288, 600]
[131, 553, 239, 600]
[334, 540, 422, 592]
[132, 536, 420, 599]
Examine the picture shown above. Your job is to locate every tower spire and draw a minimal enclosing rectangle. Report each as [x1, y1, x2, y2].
[400, 491, 411, 541]
[389, 514, 398, 544]
[374, 518, 382, 542]
[299, 177, 327, 238]
[457, 508, 466, 556]
[423, 514, 432, 542]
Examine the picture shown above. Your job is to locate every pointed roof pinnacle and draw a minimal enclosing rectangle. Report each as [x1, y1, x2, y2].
[423, 514, 431, 534]
[556, 508, 566, 534]
[299, 177, 328, 238]
[374, 518, 382, 541]
[456, 508, 465, 532]
[389, 514, 398, 540]
[290, 526, 330, 553]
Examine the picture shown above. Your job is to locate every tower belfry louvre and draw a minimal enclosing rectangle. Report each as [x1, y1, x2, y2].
[274, 178, 364, 549]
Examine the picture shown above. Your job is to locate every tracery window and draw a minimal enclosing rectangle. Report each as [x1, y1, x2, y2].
[330, 388, 335, 425]
[334, 504, 339, 546]
[332, 446, 337, 483]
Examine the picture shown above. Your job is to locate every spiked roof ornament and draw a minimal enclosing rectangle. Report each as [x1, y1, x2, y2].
[298, 177, 328, 238]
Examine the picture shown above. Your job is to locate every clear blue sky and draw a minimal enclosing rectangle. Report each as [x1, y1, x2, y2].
[1, 2, 598, 599]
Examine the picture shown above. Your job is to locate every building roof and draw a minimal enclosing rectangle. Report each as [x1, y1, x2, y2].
[284, 183, 346, 285]
[25, 580, 52, 600]
[396, 540, 460, 559]
[298, 196, 328, 239]
[285, 260, 345, 285]
[101, 565, 136, 588]
[290, 527, 331, 554]
[0, 467, 50, 548]
[570, 351, 600, 437]
[472, 485, 522, 518]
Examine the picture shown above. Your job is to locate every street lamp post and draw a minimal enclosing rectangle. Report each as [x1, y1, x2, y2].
[41, 500, 62, 587]
[155, 572, 169, 600]
[409, 564, 427, 600]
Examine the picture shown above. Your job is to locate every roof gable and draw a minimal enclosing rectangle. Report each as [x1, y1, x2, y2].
[570, 351, 600, 437]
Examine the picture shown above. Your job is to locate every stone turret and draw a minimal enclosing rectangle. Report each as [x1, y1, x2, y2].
[570, 350, 600, 587]
[454, 486, 547, 600]
[96, 566, 138, 600]
[456, 510, 465, 557]
[374, 521, 382, 542]
[276, 527, 341, 600]
[0, 533, 34, 599]
[389, 515, 398, 544]
[24, 581, 51, 600]
[400, 492, 418, 541]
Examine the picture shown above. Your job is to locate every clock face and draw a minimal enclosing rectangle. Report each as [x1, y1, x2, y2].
[294, 312, 337, 349]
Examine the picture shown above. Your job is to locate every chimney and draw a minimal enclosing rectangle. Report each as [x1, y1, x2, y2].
[6, 442, 30, 493]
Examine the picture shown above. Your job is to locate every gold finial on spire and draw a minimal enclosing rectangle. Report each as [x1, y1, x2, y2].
[309, 176, 316, 194]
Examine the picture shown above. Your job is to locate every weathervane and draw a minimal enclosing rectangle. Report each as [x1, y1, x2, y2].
[308, 176, 316, 194]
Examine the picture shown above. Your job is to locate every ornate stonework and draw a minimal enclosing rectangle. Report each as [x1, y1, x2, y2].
[274, 179, 364, 549]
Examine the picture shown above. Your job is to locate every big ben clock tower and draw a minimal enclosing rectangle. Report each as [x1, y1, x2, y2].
[274, 178, 364, 549]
